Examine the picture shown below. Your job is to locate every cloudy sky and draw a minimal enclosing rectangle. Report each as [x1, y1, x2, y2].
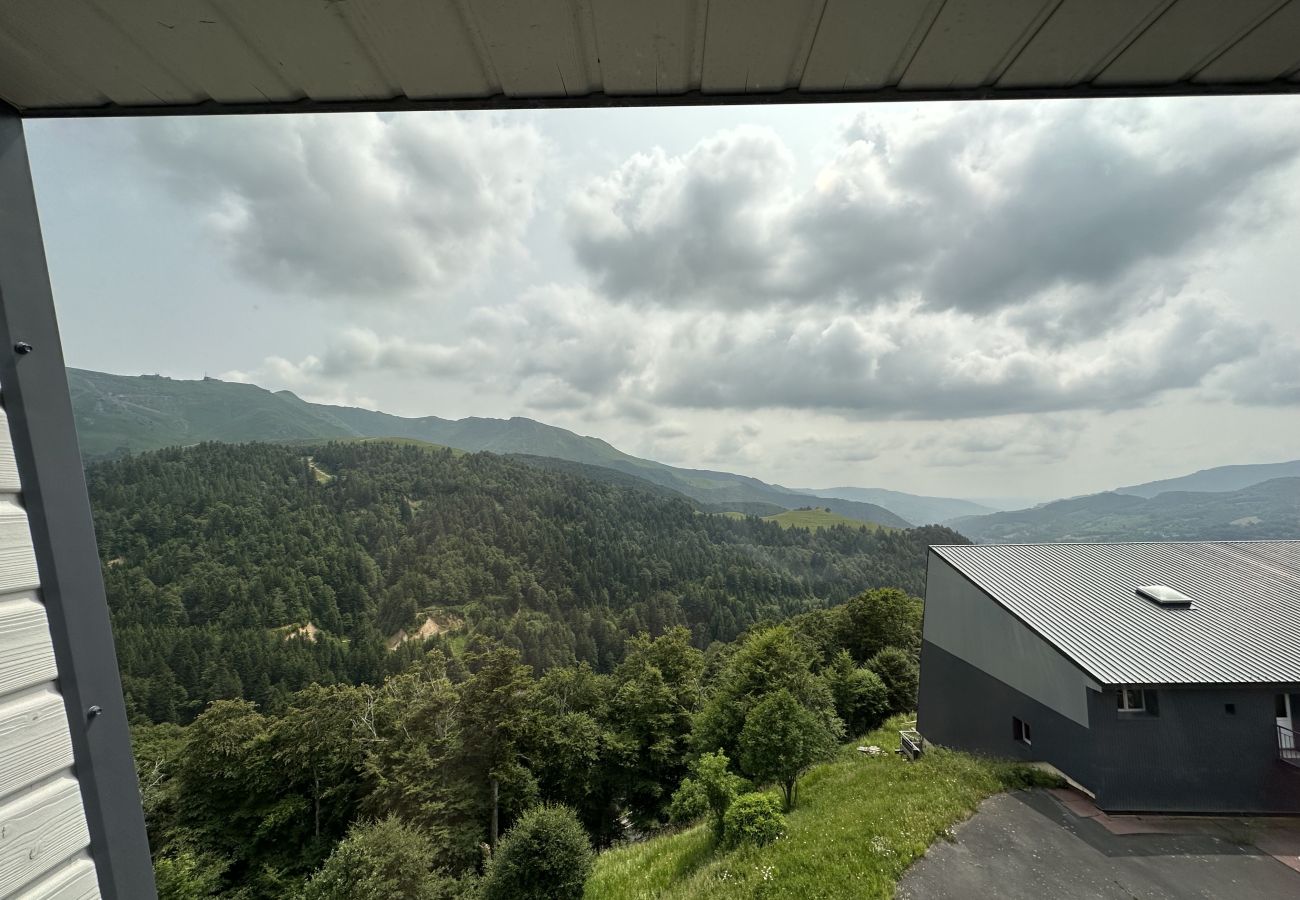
[27, 97, 1300, 502]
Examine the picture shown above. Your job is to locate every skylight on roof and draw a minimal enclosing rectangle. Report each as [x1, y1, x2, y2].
[1136, 585, 1193, 608]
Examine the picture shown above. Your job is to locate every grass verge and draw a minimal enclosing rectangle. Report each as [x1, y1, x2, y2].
[584, 717, 1057, 900]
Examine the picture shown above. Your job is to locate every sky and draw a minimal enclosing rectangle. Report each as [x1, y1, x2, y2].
[25, 96, 1300, 503]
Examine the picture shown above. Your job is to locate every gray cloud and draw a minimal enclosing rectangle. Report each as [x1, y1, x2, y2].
[645, 297, 1265, 419]
[912, 416, 1086, 468]
[567, 103, 1300, 328]
[567, 127, 792, 308]
[135, 113, 544, 299]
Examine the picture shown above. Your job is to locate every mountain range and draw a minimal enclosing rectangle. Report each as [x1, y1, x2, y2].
[69, 369, 920, 527]
[948, 478, 1300, 543]
[1115, 460, 1300, 498]
[68, 368, 1300, 542]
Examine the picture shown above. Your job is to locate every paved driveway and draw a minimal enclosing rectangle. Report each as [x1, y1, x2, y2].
[896, 790, 1300, 899]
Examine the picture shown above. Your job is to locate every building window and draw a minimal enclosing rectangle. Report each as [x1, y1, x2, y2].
[1118, 688, 1158, 715]
[1012, 716, 1032, 745]
[1225, 703, 1236, 715]
[1118, 689, 1145, 712]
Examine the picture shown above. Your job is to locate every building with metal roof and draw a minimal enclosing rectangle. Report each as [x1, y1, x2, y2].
[918, 541, 1300, 813]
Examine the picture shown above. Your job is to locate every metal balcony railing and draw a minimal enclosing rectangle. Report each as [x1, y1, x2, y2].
[1279, 724, 1300, 768]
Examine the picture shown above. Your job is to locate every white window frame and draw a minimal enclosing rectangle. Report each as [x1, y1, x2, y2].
[1119, 688, 1146, 712]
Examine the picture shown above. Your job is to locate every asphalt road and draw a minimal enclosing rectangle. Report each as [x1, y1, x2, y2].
[896, 790, 1300, 899]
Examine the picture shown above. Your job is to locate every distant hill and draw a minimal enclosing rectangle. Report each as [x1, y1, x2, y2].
[800, 486, 995, 524]
[1116, 459, 1300, 498]
[949, 477, 1300, 543]
[70, 369, 356, 456]
[68, 369, 909, 529]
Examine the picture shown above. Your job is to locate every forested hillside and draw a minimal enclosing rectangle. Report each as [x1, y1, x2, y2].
[91, 441, 959, 725]
[97, 441, 954, 898]
[71, 367, 909, 527]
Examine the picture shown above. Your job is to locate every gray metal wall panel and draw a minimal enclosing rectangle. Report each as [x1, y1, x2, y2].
[923, 553, 1099, 726]
[919, 641, 1300, 813]
[918, 640, 1098, 792]
[1088, 687, 1300, 813]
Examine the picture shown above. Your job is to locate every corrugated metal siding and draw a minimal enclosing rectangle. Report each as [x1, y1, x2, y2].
[933, 541, 1300, 687]
[0, 404, 100, 900]
[2, 0, 1300, 113]
[923, 553, 1099, 725]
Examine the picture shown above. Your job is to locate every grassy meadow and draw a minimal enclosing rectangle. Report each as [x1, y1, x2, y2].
[762, 508, 889, 531]
[585, 718, 1055, 900]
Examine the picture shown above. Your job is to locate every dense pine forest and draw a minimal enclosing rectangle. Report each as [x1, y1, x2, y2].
[90, 440, 962, 897]
[90, 441, 958, 725]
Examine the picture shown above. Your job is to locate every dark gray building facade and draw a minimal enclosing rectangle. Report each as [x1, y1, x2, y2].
[918, 542, 1300, 814]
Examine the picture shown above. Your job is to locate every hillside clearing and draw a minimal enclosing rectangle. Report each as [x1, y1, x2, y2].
[584, 718, 1055, 900]
[386, 613, 464, 651]
[761, 507, 889, 532]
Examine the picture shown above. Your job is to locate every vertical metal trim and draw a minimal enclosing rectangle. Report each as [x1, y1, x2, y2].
[0, 108, 157, 899]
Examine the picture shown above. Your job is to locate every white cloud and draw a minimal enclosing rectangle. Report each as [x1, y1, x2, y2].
[135, 112, 547, 300]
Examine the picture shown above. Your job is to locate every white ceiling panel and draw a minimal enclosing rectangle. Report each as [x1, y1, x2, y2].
[340, 0, 497, 99]
[2, 0, 1299, 115]
[1097, 0, 1287, 85]
[801, 0, 943, 91]
[466, 0, 598, 97]
[93, 0, 299, 104]
[900, 0, 1061, 90]
[1194, 0, 1300, 83]
[0, 26, 104, 110]
[999, 0, 1171, 88]
[700, 0, 825, 93]
[0, 1, 200, 106]
[218, 0, 394, 101]
[589, 0, 702, 95]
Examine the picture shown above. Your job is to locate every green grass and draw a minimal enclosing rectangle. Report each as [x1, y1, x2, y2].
[584, 718, 1057, 900]
[760, 508, 887, 532]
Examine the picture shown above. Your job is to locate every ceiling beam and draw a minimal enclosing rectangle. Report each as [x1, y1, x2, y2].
[14, 76, 1300, 119]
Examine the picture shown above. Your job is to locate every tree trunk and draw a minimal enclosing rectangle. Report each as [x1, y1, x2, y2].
[784, 779, 795, 811]
[490, 777, 500, 846]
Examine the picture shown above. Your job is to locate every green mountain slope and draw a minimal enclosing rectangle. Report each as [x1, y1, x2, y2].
[69, 369, 908, 528]
[1115, 459, 1300, 498]
[70, 368, 359, 457]
[91, 440, 960, 723]
[949, 477, 1300, 543]
[800, 486, 995, 524]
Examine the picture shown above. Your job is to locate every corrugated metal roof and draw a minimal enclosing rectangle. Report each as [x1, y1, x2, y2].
[932, 541, 1300, 687]
[1, 0, 1299, 117]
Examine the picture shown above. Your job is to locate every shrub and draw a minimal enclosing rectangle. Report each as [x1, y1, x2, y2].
[738, 690, 837, 810]
[835, 588, 923, 662]
[667, 776, 710, 825]
[482, 804, 593, 900]
[153, 848, 225, 900]
[300, 817, 457, 900]
[824, 649, 890, 735]
[867, 647, 919, 715]
[680, 750, 746, 837]
[723, 793, 785, 848]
